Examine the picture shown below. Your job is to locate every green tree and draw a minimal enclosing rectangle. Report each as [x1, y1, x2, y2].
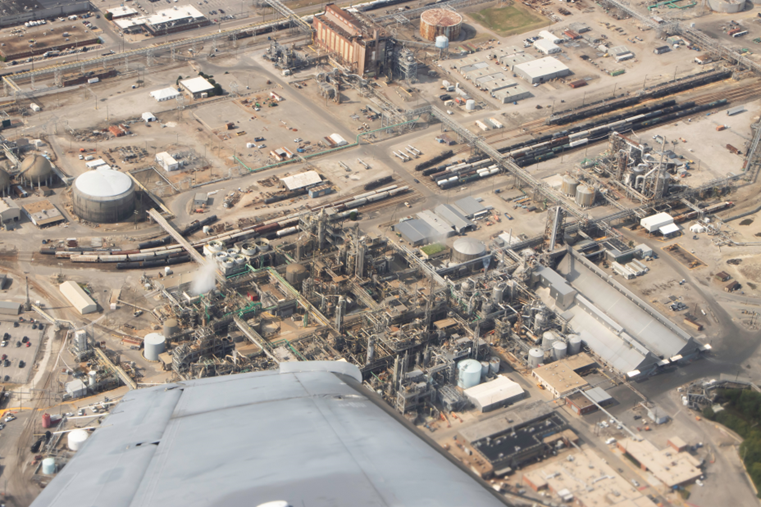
[104, 12, 113, 20]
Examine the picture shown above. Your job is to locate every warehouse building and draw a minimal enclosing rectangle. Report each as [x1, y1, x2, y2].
[433, 204, 474, 233]
[22, 200, 65, 227]
[532, 361, 588, 398]
[60, 281, 97, 315]
[565, 386, 613, 415]
[533, 39, 560, 55]
[313, 3, 390, 76]
[616, 437, 701, 488]
[150, 87, 180, 102]
[514, 57, 571, 84]
[640, 212, 674, 233]
[108, 6, 138, 18]
[493, 85, 532, 104]
[179, 77, 214, 99]
[280, 171, 322, 192]
[463, 375, 525, 412]
[0, 301, 21, 315]
[500, 52, 535, 70]
[0, 198, 21, 225]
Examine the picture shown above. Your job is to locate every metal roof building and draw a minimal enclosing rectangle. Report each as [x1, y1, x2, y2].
[434, 204, 474, 233]
[59, 281, 97, 315]
[453, 197, 487, 218]
[514, 57, 571, 84]
[464, 375, 525, 412]
[0, 300, 20, 315]
[396, 219, 432, 246]
[640, 212, 673, 232]
[150, 88, 180, 102]
[180, 76, 214, 98]
[416, 210, 456, 238]
[30, 362, 511, 507]
[280, 171, 322, 191]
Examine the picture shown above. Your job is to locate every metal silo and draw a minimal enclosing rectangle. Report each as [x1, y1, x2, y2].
[489, 356, 500, 374]
[457, 359, 482, 388]
[568, 334, 583, 355]
[553, 340, 568, 360]
[561, 176, 578, 196]
[163, 318, 180, 339]
[144, 333, 166, 361]
[575, 185, 596, 207]
[542, 330, 558, 351]
[528, 348, 544, 368]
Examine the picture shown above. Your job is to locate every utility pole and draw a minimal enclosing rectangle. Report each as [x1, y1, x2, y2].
[24, 276, 31, 311]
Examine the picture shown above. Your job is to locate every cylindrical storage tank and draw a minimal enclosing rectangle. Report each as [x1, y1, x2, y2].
[72, 168, 136, 223]
[42, 457, 56, 475]
[42, 413, 51, 428]
[457, 359, 482, 389]
[420, 8, 462, 41]
[489, 356, 500, 374]
[561, 176, 578, 196]
[528, 348, 544, 368]
[67, 429, 89, 451]
[492, 282, 506, 303]
[480, 361, 489, 378]
[553, 340, 568, 360]
[452, 237, 487, 263]
[575, 185, 596, 207]
[88, 370, 97, 387]
[163, 318, 180, 338]
[542, 330, 561, 351]
[435, 35, 449, 49]
[202, 225, 212, 235]
[285, 263, 309, 287]
[568, 334, 582, 355]
[0, 168, 11, 195]
[143, 333, 166, 361]
[466, 99, 476, 111]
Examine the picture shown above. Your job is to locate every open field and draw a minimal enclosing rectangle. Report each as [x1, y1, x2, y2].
[467, 3, 546, 37]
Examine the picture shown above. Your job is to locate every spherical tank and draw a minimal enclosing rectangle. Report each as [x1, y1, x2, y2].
[553, 340, 568, 360]
[163, 318, 180, 338]
[72, 167, 135, 223]
[19, 154, 53, 185]
[42, 457, 56, 475]
[542, 330, 558, 351]
[452, 237, 487, 263]
[285, 263, 309, 287]
[67, 429, 89, 451]
[575, 185, 596, 207]
[435, 35, 449, 49]
[561, 176, 578, 196]
[143, 332, 166, 362]
[568, 334, 583, 355]
[457, 359, 482, 388]
[489, 356, 500, 374]
[420, 8, 462, 41]
[528, 348, 545, 368]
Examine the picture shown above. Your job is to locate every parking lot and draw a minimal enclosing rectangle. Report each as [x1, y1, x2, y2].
[0, 320, 45, 384]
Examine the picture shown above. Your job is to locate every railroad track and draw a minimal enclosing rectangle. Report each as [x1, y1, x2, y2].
[693, 80, 761, 105]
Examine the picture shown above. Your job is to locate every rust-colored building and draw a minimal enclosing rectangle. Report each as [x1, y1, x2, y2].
[313, 4, 389, 76]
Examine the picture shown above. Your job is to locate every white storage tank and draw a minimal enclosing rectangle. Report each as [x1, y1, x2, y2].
[489, 356, 500, 374]
[466, 99, 476, 111]
[457, 359, 482, 389]
[568, 334, 582, 355]
[144, 333, 166, 361]
[553, 340, 568, 360]
[42, 457, 56, 475]
[528, 348, 544, 368]
[435, 35, 449, 49]
[542, 330, 559, 351]
[88, 370, 97, 387]
[68, 429, 89, 451]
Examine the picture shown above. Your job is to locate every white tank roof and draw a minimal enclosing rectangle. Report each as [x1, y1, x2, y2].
[75, 168, 133, 198]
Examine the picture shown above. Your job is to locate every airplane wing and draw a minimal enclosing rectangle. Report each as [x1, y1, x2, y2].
[32, 361, 512, 507]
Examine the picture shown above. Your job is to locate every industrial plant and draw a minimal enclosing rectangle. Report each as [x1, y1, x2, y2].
[0, 0, 760, 503]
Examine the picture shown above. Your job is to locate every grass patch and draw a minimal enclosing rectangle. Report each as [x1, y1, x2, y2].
[704, 388, 761, 497]
[421, 243, 446, 256]
[467, 3, 547, 37]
